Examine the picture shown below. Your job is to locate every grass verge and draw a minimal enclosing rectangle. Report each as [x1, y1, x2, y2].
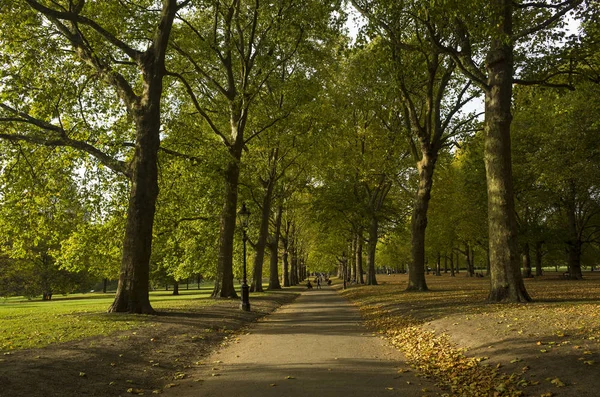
[340, 272, 600, 397]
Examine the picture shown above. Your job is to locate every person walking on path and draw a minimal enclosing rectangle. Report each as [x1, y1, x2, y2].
[316, 277, 321, 289]
[161, 287, 440, 397]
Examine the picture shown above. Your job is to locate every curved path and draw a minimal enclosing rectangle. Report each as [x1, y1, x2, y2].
[164, 286, 440, 396]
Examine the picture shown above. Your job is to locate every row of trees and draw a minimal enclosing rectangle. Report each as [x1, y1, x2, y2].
[0, 0, 598, 311]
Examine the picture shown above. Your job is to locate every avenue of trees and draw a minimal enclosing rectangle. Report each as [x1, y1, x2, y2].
[0, 0, 598, 312]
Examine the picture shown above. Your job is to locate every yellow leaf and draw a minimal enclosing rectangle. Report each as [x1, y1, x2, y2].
[550, 378, 565, 387]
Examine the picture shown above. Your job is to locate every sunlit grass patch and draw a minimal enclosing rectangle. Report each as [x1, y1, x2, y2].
[0, 287, 216, 352]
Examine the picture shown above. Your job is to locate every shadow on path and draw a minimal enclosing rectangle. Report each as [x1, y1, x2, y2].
[164, 287, 442, 397]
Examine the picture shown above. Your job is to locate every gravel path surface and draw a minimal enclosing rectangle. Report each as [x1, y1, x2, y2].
[163, 286, 441, 397]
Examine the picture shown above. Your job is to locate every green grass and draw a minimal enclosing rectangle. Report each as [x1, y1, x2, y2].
[0, 286, 218, 352]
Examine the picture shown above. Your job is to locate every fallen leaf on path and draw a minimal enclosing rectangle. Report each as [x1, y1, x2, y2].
[550, 378, 565, 387]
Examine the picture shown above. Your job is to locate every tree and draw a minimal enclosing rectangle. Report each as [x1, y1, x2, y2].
[168, 0, 342, 298]
[0, 0, 189, 313]
[350, 2, 479, 290]
[422, 0, 583, 301]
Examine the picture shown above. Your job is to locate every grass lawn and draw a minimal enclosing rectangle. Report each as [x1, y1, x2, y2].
[0, 285, 218, 352]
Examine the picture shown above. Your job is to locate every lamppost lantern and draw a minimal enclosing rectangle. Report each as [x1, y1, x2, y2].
[238, 203, 251, 312]
[238, 203, 250, 230]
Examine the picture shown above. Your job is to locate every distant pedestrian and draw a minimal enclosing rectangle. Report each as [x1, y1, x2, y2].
[317, 278, 321, 289]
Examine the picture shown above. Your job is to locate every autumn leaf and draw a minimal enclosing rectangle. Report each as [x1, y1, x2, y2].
[550, 378, 565, 387]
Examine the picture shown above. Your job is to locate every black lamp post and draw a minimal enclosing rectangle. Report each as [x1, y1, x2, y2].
[238, 203, 251, 311]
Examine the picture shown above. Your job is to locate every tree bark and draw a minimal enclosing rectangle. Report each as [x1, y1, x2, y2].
[212, 155, 241, 298]
[366, 215, 378, 285]
[268, 204, 283, 290]
[484, 0, 531, 302]
[566, 193, 583, 280]
[108, 90, 161, 314]
[282, 224, 290, 287]
[356, 228, 365, 284]
[522, 242, 533, 278]
[407, 154, 435, 291]
[535, 241, 543, 276]
[465, 243, 474, 277]
[172, 280, 179, 296]
[350, 236, 356, 282]
[250, 179, 275, 293]
[107, 0, 180, 314]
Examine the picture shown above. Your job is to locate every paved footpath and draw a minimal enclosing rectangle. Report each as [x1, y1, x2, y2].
[163, 286, 441, 397]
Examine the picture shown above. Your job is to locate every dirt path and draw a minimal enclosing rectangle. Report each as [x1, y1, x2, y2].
[163, 286, 441, 397]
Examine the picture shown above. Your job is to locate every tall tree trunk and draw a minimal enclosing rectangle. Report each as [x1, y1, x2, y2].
[350, 236, 356, 282]
[103, 278, 108, 293]
[282, 231, 290, 287]
[268, 205, 283, 290]
[366, 215, 378, 285]
[212, 155, 241, 298]
[108, 96, 162, 314]
[436, 252, 441, 276]
[484, 1, 530, 302]
[291, 254, 298, 285]
[250, 179, 275, 292]
[566, 194, 583, 280]
[535, 241, 543, 276]
[172, 280, 179, 296]
[407, 155, 435, 291]
[522, 242, 532, 278]
[465, 243, 474, 277]
[456, 251, 460, 274]
[450, 253, 455, 277]
[356, 228, 365, 284]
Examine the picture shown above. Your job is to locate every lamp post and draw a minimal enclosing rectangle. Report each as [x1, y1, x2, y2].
[238, 203, 251, 311]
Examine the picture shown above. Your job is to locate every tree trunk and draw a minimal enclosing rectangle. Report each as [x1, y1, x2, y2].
[407, 155, 435, 291]
[212, 156, 241, 298]
[103, 278, 108, 293]
[444, 255, 448, 273]
[290, 245, 298, 286]
[522, 242, 533, 278]
[172, 280, 179, 296]
[450, 254, 455, 277]
[350, 236, 356, 282]
[535, 241, 543, 276]
[268, 205, 283, 290]
[107, 0, 178, 315]
[250, 179, 275, 293]
[455, 251, 460, 274]
[282, 236, 290, 287]
[566, 195, 583, 280]
[484, 2, 531, 302]
[108, 105, 161, 314]
[356, 229, 365, 284]
[465, 243, 474, 277]
[436, 252, 441, 276]
[366, 215, 378, 285]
